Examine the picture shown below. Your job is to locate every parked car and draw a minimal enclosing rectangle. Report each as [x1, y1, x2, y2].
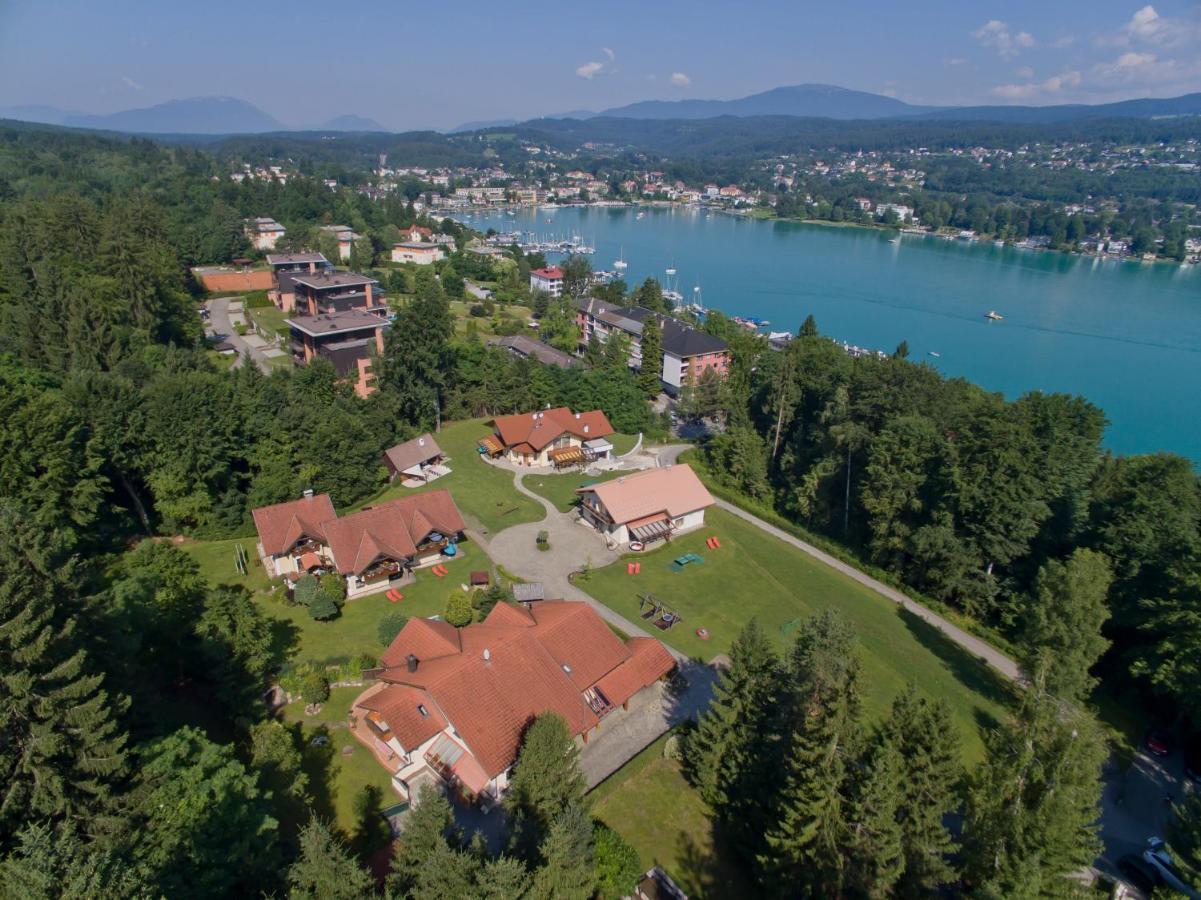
[1117, 853, 1160, 894]
[1143, 838, 1201, 898]
[1146, 729, 1172, 757]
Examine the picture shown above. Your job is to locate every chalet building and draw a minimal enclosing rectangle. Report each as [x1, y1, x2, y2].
[481, 407, 614, 468]
[288, 309, 387, 397]
[576, 464, 715, 547]
[319, 224, 361, 260]
[351, 600, 676, 807]
[383, 433, 449, 484]
[402, 224, 434, 242]
[574, 297, 730, 395]
[390, 242, 445, 265]
[246, 217, 285, 250]
[266, 252, 333, 311]
[290, 270, 385, 317]
[252, 489, 466, 598]
[529, 266, 565, 297]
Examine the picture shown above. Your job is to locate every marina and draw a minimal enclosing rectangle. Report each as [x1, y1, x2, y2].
[467, 205, 1201, 461]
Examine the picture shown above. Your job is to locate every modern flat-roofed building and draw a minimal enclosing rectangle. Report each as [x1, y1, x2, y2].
[288, 309, 388, 397]
[290, 270, 385, 317]
[266, 252, 333, 311]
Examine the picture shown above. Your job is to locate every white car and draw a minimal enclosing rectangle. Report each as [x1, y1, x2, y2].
[1144, 838, 1201, 898]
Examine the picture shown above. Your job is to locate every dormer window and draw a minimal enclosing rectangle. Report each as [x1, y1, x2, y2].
[417, 704, 429, 718]
[561, 663, 572, 674]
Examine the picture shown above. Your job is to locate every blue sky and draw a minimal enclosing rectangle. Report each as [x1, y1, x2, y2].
[3, 0, 1200, 129]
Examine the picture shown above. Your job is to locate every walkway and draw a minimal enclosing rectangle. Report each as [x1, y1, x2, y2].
[206, 296, 273, 374]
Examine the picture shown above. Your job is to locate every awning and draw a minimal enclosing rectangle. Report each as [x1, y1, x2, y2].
[549, 446, 584, 466]
[299, 551, 322, 571]
[426, 734, 489, 795]
[628, 513, 672, 542]
[480, 435, 504, 455]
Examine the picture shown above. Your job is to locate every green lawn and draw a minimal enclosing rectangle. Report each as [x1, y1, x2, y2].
[248, 305, 290, 339]
[609, 433, 639, 456]
[353, 418, 544, 535]
[524, 468, 629, 512]
[281, 685, 399, 838]
[590, 735, 752, 899]
[584, 508, 1013, 761]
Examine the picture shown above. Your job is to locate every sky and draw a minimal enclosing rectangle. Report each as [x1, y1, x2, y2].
[3, 0, 1201, 130]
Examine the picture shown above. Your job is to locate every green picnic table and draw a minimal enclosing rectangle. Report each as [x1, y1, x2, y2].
[670, 553, 705, 572]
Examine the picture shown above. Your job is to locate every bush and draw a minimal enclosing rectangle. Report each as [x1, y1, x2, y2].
[308, 593, 339, 621]
[293, 574, 321, 607]
[300, 672, 330, 705]
[593, 822, 642, 899]
[536, 530, 550, 551]
[663, 733, 684, 761]
[444, 588, 474, 627]
[319, 572, 345, 604]
[469, 303, 487, 317]
[377, 612, 409, 646]
[473, 584, 510, 619]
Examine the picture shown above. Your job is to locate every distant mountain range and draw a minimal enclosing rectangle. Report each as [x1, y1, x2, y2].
[4, 84, 1201, 138]
[0, 96, 385, 134]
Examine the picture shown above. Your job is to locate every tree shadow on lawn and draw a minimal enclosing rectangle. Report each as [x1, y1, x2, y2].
[268, 616, 302, 668]
[675, 826, 755, 900]
[897, 606, 1017, 717]
[298, 726, 340, 831]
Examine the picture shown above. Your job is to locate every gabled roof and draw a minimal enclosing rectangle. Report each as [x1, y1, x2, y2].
[531, 266, 564, 280]
[492, 407, 614, 453]
[383, 433, 443, 474]
[371, 601, 675, 778]
[359, 683, 447, 751]
[322, 490, 466, 576]
[577, 464, 715, 525]
[251, 493, 336, 556]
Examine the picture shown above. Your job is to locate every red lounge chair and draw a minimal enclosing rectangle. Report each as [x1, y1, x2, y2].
[627, 562, 641, 575]
[387, 589, 403, 603]
[707, 536, 721, 549]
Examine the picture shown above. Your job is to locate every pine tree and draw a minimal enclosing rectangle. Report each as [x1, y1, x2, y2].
[504, 712, 587, 861]
[287, 818, 375, 900]
[389, 785, 457, 897]
[0, 821, 149, 900]
[758, 611, 863, 897]
[686, 620, 784, 862]
[962, 683, 1106, 897]
[411, 840, 482, 899]
[0, 505, 129, 846]
[638, 314, 662, 398]
[476, 854, 532, 900]
[844, 739, 905, 899]
[878, 685, 962, 896]
[530, 803, 596, 900]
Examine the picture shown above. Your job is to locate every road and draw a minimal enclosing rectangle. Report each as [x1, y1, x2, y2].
[649, 442, 1180, 878]
[206, 297, 273, 374]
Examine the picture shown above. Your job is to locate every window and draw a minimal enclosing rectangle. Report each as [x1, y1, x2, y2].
[417, 704, 429, 718]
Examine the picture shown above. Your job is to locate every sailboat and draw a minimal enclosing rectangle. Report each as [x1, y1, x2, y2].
[663, 264, 683, 307]
[613, 246, 628, 272]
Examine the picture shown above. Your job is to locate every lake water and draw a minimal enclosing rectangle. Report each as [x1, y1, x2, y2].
[464, 205, 1201, 461]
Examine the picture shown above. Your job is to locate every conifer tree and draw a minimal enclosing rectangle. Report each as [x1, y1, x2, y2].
[530, 803, 596, 900]
[962, 683, 1106, 896]
[412, 840, 482, 899]
[878, 685, 962, 896]
[638, 314, 662, 398]
[389, 786, 457, 897]
[0, 505, 129, 846]
[504, 712, 587, 862]
[758, 611, 863, 897]
[476, 855, 532, 900]
[844, 739, 905, 899]
[0, 821, 149, 900]
[287, 818, 375, 900]
[686, 619, 784, 861]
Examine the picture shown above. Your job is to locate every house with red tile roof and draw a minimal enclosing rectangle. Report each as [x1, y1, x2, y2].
[250, 489, 466, 597]
[576, 464, 715, 547]
[529, 266, 565, 297]
[481, 407, 614, 468]
[351, 600, 675, 807]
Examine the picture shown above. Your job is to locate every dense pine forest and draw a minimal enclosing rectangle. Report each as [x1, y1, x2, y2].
[1, 123, 1200, 896]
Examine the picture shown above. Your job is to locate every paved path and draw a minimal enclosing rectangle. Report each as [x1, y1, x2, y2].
[207, 297, 273, 374]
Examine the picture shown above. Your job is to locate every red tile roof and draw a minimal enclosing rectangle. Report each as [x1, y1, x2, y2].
[531, 267, 564, 280]
[492, 407, 614, 453]
[251, 493, 336, 556]
[359, 683, 447, 751]
[322, 490, 466, 576]
[371, 601, 674, 778]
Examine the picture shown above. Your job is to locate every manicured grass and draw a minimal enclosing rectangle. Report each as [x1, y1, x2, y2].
[449, 300, 536, 338]
[590, 735, 752, 899]
[524, 468, 629, 512]
[248, 305, 290, 339]
[180, 535, 272, 594]
[586, 508, 1013, 761]
[281, 685, 399, 838]
[609, 432, 640, 456]
[355, 418, 544, 536]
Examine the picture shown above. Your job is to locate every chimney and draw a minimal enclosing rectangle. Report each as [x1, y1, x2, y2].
[583, 424, 589, 434]
[303, 488, 314, 499]
[406, 653, 418, 673]
[483, 648, 491, 662]
[418, 437, 425, 447]
[575, 412, 581, 419]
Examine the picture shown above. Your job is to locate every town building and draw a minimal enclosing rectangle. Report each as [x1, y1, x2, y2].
[574, 298, 730, 395]
[245, 217, 286, 250]
[351, 600, 676, 806]
[266, 252, 333, 311]
[529, 266, 564, 297]
[390, 242, 445, 265]
[290, 270, 385, 316]
[288, 309, 387, 397]
[486, 335, 580, 370]
[383, 433, 449, 484]
[576, 464, 715, 547]
[252, 489, 466, 598]
[482, 407, 614, 468]
[319, 225, 361, 261]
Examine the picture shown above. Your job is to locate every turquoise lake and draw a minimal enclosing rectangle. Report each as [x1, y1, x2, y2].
[464, 205, 1201, 462]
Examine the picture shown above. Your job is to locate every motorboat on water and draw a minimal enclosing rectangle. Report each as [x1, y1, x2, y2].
[985, 310, 1003, 320]
[928, 351, 941, 358]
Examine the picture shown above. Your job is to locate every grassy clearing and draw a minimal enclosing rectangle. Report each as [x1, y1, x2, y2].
[609, 432, 640, 456]
[585, 507, 1013, 761]
[590, 734, 752, 899]
[248, 305, 290, 339]
[354, 418, 544, 535]
[524, 468, 629, 512]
